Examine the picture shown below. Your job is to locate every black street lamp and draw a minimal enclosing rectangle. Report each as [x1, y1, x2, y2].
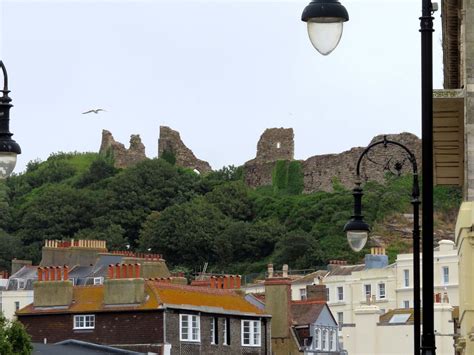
[343, 137, 421, 355]
[301, 0, 436, 353]
[0, 61, 21, 178]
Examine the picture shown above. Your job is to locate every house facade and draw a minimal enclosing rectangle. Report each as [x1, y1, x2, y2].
[17, 264, 271, 354]
[264, 267, 344, 355]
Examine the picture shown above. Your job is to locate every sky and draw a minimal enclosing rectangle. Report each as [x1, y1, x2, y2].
[0, 0, 443, 173]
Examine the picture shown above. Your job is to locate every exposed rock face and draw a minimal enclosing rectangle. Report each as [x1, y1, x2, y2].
[158, 126, 212, 173]
[244, 129, 422, 193]
[99, 130, 147, 169]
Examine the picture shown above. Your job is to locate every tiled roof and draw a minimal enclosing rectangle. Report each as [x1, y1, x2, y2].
[290, 300, 326, 325]
[17, 280, 265, 317]
[149, 282, 266, 315]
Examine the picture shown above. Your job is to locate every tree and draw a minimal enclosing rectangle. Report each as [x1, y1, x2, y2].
[205, 181, 254, 221]
[106, 159, 202, 244]
[138, 198, 229, 267]
[0, 315, 32, 355]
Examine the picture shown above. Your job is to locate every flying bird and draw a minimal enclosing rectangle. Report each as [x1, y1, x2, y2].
[82, 108, 107, 115]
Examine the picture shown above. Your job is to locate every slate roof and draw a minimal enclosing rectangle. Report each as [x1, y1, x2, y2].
[33, 339, 144, 354]
[290, 300, 326, 326]
[18, 281, 268, 317]
[326, 264, 365, 276]
[379, 308, 414, 325]
[291, 270, 328, 284]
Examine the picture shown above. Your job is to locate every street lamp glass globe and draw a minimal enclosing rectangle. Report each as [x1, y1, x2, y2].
[346, 230, 368, 252]
[307, 18, 344, 55]
[0, 152, 17, 179]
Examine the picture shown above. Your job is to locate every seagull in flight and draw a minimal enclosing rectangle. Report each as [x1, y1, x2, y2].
[82, 108, 107, 115]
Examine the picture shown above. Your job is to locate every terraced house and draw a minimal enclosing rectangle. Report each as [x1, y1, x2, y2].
[16, 264, 271, 354]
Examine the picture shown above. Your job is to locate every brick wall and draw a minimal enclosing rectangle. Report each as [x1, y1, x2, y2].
[18, 311, 164, 352]
[165, 310, 271, 355]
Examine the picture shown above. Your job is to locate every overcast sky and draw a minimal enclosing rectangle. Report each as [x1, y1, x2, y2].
[1, 0, 443, 173]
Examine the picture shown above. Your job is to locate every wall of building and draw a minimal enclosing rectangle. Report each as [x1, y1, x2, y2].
[341, 303, 454, 355]
[18, 311, 164, 352]
[0, 290, 33, 320]
[455, 201, 474, 354]
[395, 240, 459, 309]
[164, 310, 270, 355]
[324, 266, 397, 325]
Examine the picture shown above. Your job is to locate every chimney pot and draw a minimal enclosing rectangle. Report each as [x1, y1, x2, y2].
[127, 264, 134, 278]
[267, 264, 274, 278]
[282, 264, 289, 278]
[37, 267, 43, 281]
[116, 264, 121, 279]
[108, 265, 114, 279]
[236, 275, 241, 288]
[134, 263, 140, 278]
[44, 267, 50, 281]
[50, 267, 56, 281]
[56, 266, 61, 281]
[63, 266, 69, 281]
[210, 276, 216, 288]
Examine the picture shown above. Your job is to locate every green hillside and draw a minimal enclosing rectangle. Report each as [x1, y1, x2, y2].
[0, 152, 461, 276]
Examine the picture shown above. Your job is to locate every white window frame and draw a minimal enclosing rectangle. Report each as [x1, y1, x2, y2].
[299, 288, 307, 300]
[404, 269, 410, 287]
[210, 317, 216, 344]
[241, 319, 261, 347]
[442, 266, 449, 284]
[331, 330, 337, 351]
[179, 314, 200, 342]
[378, 283, 386, 299]
[223, 318, 228, 345]
[337, 286, 344, 301]
[364, 284, 372, 298]
[337, 312, 343, 326]
[329, 330, 334, 350]
[17, 279, 25, 290]
[93, 277, 103, 285]
[322, 329, 328, 350]
[73, 314, 95, 330]
[314, 328, 321, 350]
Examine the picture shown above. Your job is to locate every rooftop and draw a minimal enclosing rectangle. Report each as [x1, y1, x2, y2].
[18, 280, 267, 317]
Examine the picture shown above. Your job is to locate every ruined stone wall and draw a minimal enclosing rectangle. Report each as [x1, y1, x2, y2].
[157, 126, 212, 174]
[244, 128, 295, 187]
[244, 129, 421, 193]
[99, 130, 147, 169]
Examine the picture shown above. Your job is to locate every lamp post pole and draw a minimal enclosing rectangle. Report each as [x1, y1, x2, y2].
[343, 137, 421, 355]
[420, 0, 435, 354]
[300, 0, 436, 353]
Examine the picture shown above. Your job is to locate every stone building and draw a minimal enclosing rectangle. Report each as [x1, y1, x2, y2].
[244, 129, 421, 193]
[99, 130, 147, 169]
[158, 126, 212, 174]
[17, 264, 271, 354]
[440, 1, 474, 353]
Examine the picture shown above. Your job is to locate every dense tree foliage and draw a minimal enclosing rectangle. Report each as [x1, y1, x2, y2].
[0, 152, 461, 275]
[0, 315, 32, 355]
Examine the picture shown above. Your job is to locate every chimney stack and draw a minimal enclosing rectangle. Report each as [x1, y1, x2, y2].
[34, 266, 73, 307]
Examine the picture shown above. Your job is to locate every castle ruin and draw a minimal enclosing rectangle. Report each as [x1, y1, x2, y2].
[99, 126, 421, 193]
